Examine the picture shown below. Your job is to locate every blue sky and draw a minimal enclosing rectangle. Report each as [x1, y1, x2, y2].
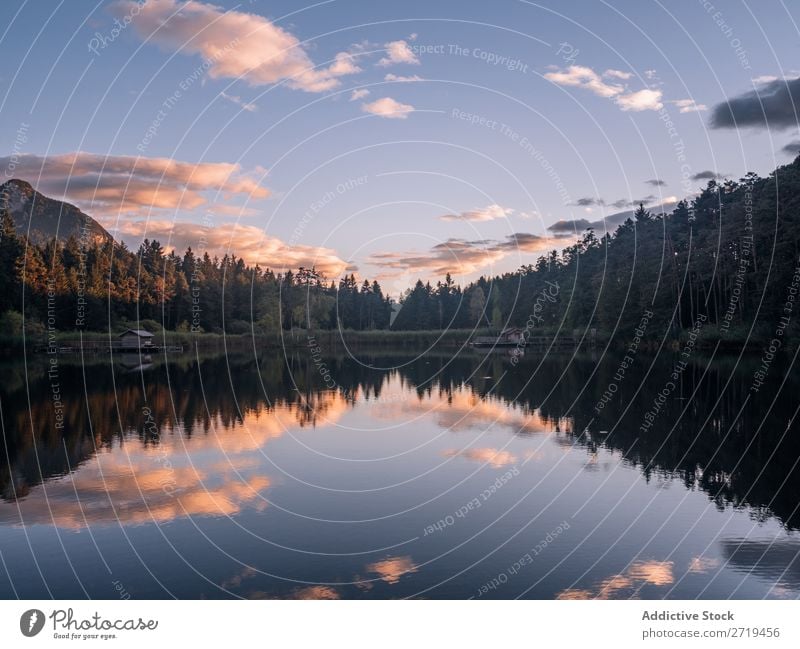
[2, 0, 799, 292]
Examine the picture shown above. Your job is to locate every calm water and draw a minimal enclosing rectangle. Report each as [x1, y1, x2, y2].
[1, 347, 799, 599]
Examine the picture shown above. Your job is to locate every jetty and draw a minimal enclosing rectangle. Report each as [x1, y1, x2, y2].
[36, 329, 183, 354]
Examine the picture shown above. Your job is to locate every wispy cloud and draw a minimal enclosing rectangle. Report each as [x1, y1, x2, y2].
[671, 98, 707, 113]
[548, 196, 678, 234]
[220, 91, 257, 112]
[384, 73, 423, 83]
[604, 69, 632, 80]
[111, 0, 360, 92]
[572, 197, 605, 207]
[545, 65, 663, 111]
[0, 151, 268, 215]
[645, 179, 667, 187]
[368, 233, 558, 277]
[691, 170, 724, 181]
[362, 96, 414, 119]
[439, 204, 513, 222]
[442, 447, 517, 468]
[752, 75, 779, 85]
[350, 88, 370, 101]
[545, 65, 624, 98]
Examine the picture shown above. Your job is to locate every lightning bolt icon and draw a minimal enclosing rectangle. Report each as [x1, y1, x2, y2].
[28, 611, 38, 632]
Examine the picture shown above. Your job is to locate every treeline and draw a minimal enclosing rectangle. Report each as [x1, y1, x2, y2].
[0, 213, 392, 334]
[3, 154, 800, 339]
[393, 156, 800, 341]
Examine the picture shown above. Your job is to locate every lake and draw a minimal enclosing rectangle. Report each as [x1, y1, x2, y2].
[1, 346, 799, 599]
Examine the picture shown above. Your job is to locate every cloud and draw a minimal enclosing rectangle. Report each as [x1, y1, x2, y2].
[0, 444, 271, 529]
[687, 557, 721, 574]
[545, 65, 624, 98]
[547, 219, 594, 233]
[220, 91, 257, 112]
[691, 170, 724, 181]
[710, 77, 800, 130]
[365, 556, 418, 584]
[645, 179, 667, 186]
[615, 88, 663, 111]
[209, 203, 260, 218]
[111, 0, 360, 92]
[547, 197, 678, 234]
[572, 197, 605, 207]
[384, 73, 423, 83]
[568, 193, 669, 214]
[556, 561, 674, 600]
[442, 447, 517, 468]
[114, 219, 350, 276]
[545, 65, 663, 111]
[377, 39, 420, 67]
[781, 140, 800, 155]
[349, 88, 370, 101]
[671, 98, 707, 113]
[362, 96, 414, 119]
[368, 233, 556, 277]
[0, 151, 269, 215]
[376, 384, 551, 437]
[752, 75, 779, 85]
[604, 69, 632, 80]
[439, 204, 513, 222]
[613, 195, 657, 209]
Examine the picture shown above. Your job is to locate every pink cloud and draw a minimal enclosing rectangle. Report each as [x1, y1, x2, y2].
[112, 0, 361, 92]
[4, 151, 268, 215]
[114, 219, 351, 277]
[361, 96, 414, 119]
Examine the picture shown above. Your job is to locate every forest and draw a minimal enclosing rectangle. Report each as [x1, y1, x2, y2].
[2, 154, 800, 342]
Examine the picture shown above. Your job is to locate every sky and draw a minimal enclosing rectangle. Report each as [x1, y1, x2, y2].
[1, 0, 799, 295]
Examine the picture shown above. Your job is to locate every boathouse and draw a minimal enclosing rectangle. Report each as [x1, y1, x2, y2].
[118, 329, 154, 349]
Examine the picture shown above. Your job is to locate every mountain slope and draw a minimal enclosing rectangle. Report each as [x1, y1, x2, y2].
[0, 178, 112, 246]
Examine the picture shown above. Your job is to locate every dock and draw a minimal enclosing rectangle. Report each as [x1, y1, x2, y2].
[35, 340, 183, 354]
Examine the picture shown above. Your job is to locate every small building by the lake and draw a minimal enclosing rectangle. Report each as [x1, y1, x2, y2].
[472, 327, 525, 346]
[118, 329, 154, 349]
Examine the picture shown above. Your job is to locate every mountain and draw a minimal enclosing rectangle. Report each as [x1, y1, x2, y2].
[0, 178, 112, 246]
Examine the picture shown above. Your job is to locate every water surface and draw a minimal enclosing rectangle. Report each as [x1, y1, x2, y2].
[1, 348, 798, 599]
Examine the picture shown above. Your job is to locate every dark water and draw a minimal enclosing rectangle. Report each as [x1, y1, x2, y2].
[1, 346, 799, 599]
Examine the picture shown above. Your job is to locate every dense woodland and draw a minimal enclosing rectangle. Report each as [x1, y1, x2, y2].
[0, 216, 393, 334]
[394, 157, 800, 339]
[2, 155, 800, 340]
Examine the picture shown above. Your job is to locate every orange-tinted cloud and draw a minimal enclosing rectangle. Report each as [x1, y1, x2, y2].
[439, 204, 514, 222]
[4, 151, 268, 215]
[368, 233, 559, 278]
[365, 555, 418, 584]
[0, 394, 351, 529]
[0, 454, 270, 530]
[114, 219, 351, 276]
[362, 97, 415, 119]
[375, 382, 550, 436]
[112, 0, 360, 92]
[556, 560, 674, 600]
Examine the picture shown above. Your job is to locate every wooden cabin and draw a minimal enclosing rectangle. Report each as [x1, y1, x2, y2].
[472, 327, 525, 347]
[118, 329, 154, 349]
